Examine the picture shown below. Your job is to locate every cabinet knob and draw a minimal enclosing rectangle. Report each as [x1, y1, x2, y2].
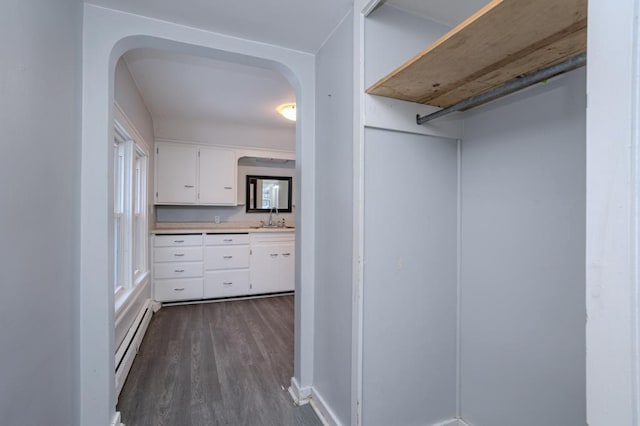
[224, 186, 232, 190]
[223, 282, 233, 286]
[174, 288, 185, 291]
[223, 256, 233, 259]
[282, 253, 291, 257]
[174, 253, 185, 257]
[184, 185, 195, 188]
[174, 269, 185, 273]
[174, 240, 185, 243]
[270, 253, 279, 257]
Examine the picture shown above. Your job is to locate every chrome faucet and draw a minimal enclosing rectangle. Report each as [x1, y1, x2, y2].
[268, 205, 279, 226]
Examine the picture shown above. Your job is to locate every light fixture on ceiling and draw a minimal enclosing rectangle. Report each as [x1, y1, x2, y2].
[277, 103, 296, 121]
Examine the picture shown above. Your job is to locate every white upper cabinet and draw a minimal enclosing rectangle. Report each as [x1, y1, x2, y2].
[155, 142, 237, 205]
[199, 147, 236, 205]
[155, 143, 198, 204]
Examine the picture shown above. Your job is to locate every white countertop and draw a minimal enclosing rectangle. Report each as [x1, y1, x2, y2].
[152, 222, 295, 235]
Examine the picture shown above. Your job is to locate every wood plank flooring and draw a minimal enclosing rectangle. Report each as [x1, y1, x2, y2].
[117, 296, 321, 426]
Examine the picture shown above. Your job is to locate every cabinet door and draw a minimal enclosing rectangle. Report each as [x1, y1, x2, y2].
[199, 148, 236, 205]
[155, 143, 198, 204]
[249, 244, 281, 294]
[279, 242, 295, 292]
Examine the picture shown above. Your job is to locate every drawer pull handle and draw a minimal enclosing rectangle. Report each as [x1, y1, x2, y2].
[270, 253, 278, 257]
[223, 256, 233, 259]
[224, 186, 232, 190]
[184, 185, 195, 188]
[174, 269, 185, 273]
[223, 239, 233, 242]
[174, 288, 185, 291]
[223, 282, 233, 286]
[174, 240, 185, 243]
[282, 253, 291, 257]
[174, 253, 185, 257]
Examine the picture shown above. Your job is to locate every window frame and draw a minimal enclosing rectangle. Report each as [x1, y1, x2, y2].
[113, 120, 149, 296]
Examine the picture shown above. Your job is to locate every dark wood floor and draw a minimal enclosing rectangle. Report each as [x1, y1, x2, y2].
[117, 296, 321, 426]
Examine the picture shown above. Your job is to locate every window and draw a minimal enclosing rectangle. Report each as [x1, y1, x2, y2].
[113, 121, 149, 295]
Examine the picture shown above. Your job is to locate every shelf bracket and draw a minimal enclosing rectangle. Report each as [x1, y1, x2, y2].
[416, 52, 587, 126]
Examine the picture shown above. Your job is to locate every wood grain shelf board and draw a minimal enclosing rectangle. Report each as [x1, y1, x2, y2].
[366, 0, 587, 108]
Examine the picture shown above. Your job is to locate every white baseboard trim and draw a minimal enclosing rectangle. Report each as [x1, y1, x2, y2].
[309, 387, 342, 426]
[430, 418, 471, 426]
[430, 420, 457, 426]
[115, 299, 154, 398]
[111, 411, 123, 426]
[149, 300, 162, 313]
[288, 376, 312, 406]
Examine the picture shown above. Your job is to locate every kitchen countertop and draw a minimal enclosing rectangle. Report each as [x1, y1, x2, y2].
[152, 222, 296, 235]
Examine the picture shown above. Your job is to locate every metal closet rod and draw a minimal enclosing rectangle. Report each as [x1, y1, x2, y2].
[416, 52, 587, 125]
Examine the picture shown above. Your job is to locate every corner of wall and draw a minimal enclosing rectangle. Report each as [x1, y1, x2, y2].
[310, 386, 344, 426]
[288, 377, 312, 406]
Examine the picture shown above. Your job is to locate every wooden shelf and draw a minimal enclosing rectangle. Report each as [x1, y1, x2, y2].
[366, 0, 587, 109]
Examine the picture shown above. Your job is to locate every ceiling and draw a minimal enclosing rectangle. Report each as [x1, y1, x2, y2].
[108, 0, 488, 132]
[123, 49, 295, 129]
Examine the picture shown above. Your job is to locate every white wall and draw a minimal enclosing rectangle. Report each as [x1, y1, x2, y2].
[364, 4, 449, 88]
[113, 58, 154, 352]
[362, 129, 458, 425]
[155, 117, 295, 152]
[359, 7, 459, 425]
[115, 58, 154, 145]
[585, 0, 640, 423]
[0, 0, 81, 424]
[313, 10, 354, 424]
[460, 69, 586, 426]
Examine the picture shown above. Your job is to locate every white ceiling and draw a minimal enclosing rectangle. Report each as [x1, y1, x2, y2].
[385, 0, 490, 27]
[123, 49, 296, 129]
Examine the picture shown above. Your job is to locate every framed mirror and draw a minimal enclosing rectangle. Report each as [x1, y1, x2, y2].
[246, 175, 293, 213]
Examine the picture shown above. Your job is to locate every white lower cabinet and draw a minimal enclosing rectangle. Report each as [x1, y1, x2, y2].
[155, 278, 203, 301]
[153, 231, 294, 302]
[204, 270, 250, 298]
[203, 233, 250, 299]
[249, 233, 295, 294]
[152, 233, 204, 302]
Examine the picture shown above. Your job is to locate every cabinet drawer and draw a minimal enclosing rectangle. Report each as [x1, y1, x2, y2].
[154, 234, 203, 247]
[204, 270, 249, 299]
[204, 234, 249, 246]
[154, 278, 203, 302]
[154, 246, 203, 262]
[205, 246, 249, 269]
[250, 232, 294, 245]
[154, 262, 203, 279]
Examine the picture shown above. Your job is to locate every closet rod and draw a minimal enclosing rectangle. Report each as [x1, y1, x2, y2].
[416, 52, 587, 125]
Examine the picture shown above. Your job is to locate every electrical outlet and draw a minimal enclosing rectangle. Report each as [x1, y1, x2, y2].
[214, 216, 220, 224]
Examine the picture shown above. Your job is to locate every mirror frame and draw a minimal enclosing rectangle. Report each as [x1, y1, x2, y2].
[245, 175, 293, 213]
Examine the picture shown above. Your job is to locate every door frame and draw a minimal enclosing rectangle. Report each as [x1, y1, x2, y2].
[80, 5, 317, 424]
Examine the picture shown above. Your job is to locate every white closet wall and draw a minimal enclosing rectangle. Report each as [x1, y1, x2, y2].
[460, 68, 586, 426]
[361, 6, 459, 425]
[363, 128, 459, 425]
[359, 4, 587, 425]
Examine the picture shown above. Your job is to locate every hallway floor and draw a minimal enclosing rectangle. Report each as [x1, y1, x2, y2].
[117, 295, 321, 426]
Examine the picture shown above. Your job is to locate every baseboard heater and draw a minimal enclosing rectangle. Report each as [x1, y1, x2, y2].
[115, 300, 153, 398]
